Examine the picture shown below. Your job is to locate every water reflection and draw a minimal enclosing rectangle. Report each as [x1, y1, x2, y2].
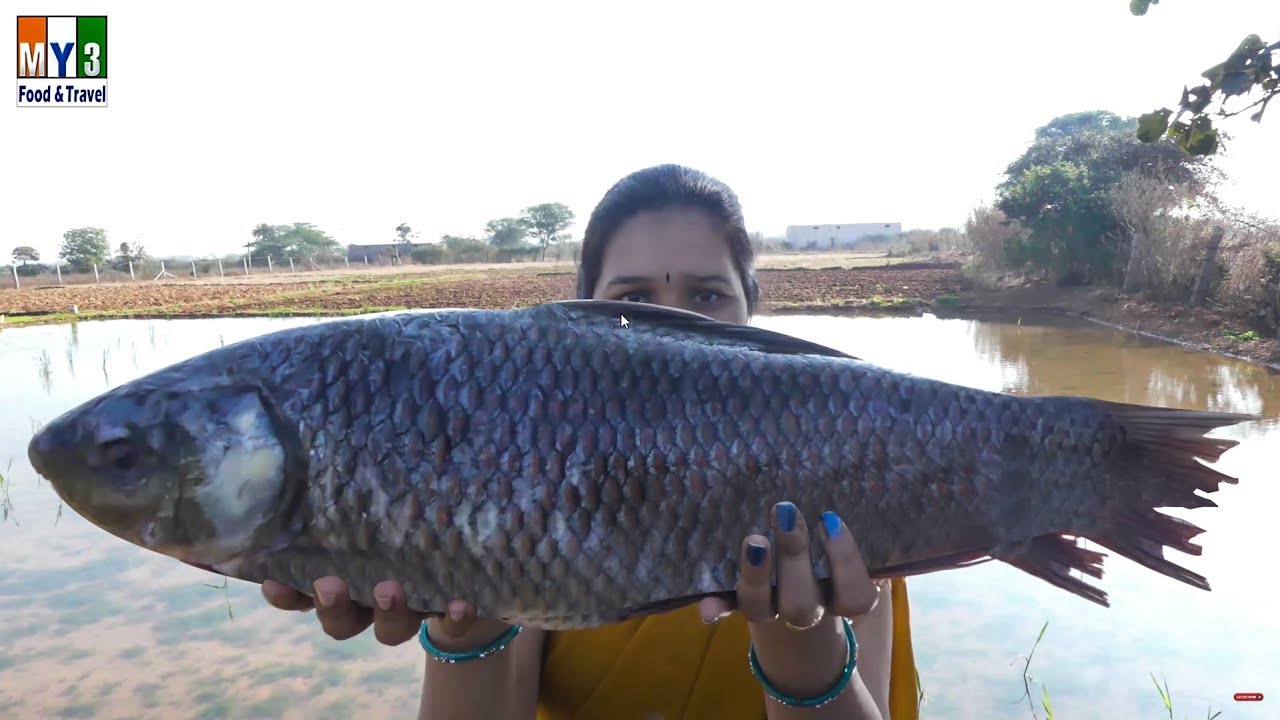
[965, 313, 1276, 418]
[0, 312, 1275, 719]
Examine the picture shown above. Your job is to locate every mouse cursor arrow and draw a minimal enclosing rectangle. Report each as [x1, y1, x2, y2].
[619, 315, 630, 328]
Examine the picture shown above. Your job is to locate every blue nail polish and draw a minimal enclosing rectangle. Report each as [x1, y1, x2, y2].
[821, 511, 841, 539]
[776, 502, 797, 532]
[747, 542, 766, 567]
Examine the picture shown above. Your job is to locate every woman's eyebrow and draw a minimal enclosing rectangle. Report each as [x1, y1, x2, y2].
[686, 273, 732, 285]
[603, 274, 653, 289]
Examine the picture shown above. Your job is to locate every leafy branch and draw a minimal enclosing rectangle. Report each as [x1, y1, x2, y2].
[1130, 2, 1278, 155]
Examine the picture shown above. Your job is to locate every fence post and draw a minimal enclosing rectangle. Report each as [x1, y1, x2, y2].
[11, 265, 19, 289]
[191, 261, 198, 279]
[268, 256, 274, 273]
[243, 256, 250, 275]
[289, 257, 295, 273]
[128, 261, 135, 280]
[154, 261, 175, 281]
[93, 263, 100, 283]
[345, 256, 350, 267]
[218, 258, 224, 277]
[56, 263, 63, 285]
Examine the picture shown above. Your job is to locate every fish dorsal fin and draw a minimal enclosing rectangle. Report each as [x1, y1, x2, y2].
[547, 299, 861, 362]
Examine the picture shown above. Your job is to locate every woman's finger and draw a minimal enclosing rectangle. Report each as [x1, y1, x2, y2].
[436, 598, 481, 639]
[772, 501, 823, 629]
[312, 576, 373, 641]
[371, 580, 426, 647]
[261, 580, 316, 612]
[698, 597, 735, 624]
[818, 510, 881, 617]
[736, 535, 775, 622]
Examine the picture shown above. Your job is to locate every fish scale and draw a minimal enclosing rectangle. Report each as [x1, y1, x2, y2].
[26, 300, 1261, 628]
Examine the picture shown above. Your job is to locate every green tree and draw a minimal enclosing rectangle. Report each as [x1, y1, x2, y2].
[994, 110, 1213, 284]
[249, 222, 341, 259]
[284, 222, 343, 258]
[1131, 3, 1276, 155]
[117, 242, 147, 263]
[485, 217, 530, 248]
[395, 223, 415, 245]
[520, 203, 575, 261]
[441, 234, 482, 249]
[441, 234, 490, 262]
[250, 223, 287, 258]
[59, 227, 110, 269]
[11, 246, 39, 265]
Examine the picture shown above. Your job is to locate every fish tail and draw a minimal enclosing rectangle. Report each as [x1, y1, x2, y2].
[1104, 403, 1256, 499]
[1007, 403, 1257, 607]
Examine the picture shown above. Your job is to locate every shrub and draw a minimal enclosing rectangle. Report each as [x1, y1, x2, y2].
[410, 245, 445, 264]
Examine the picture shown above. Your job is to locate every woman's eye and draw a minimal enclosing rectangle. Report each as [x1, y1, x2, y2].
[621, 292, 648, 303]
[694, 290, 722, 303]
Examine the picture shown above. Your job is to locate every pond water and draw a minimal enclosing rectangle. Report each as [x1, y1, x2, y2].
[0, 312, 1275, 719]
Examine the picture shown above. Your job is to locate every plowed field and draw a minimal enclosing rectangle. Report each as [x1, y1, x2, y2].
[0, 264, 968, 323]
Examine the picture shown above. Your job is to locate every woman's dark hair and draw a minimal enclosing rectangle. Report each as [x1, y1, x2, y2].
[576, 164, 761, 314]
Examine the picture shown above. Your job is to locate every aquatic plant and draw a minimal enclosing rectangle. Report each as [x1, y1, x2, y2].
[0, 459, 15, 524]
[35, 349, 52, 392]
[1010, 622, 1223, 720]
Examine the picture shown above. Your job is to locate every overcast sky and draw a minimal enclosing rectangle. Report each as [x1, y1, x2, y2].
[4, 0, 1278, 261]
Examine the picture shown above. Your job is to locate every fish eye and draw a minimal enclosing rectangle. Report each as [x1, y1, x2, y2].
[100, 439, 140, 473]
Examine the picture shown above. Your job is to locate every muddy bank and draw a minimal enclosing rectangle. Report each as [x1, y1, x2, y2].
[947, 284, 1280, 372]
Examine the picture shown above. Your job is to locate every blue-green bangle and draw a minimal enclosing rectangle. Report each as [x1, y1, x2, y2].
[418, 620, 523, 664]
[748, 616, 858, 709]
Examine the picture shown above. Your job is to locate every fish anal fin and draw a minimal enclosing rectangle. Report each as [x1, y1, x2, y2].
[999, 533, 1111, 608]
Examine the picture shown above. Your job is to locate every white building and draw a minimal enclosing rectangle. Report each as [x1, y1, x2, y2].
[785, 222, 902, 249]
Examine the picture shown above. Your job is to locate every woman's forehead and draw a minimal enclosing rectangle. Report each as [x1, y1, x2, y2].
[602, 209, 736, 279]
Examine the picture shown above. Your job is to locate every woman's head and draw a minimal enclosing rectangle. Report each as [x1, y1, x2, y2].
[577, 164, 760, 324]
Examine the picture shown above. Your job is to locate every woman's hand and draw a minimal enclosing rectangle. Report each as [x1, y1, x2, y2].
[261, 577, 511, 649]
[697, 501, 883, 703]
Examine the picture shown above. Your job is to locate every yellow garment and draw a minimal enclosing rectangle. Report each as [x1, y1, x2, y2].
[536, 578, 919, 720]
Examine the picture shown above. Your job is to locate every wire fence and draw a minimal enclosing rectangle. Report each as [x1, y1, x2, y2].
[4, 254, 361, 289]
[2, 243, 584, 290]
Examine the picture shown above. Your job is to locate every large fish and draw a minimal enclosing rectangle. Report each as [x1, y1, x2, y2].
[27, 301, 1258, 628]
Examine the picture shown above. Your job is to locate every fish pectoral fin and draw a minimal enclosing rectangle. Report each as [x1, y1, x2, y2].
[870, 548, 995, 579]
[998, 533, 1110, 608]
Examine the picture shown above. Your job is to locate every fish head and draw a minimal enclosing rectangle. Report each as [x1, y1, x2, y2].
[27, 380, 291, 567]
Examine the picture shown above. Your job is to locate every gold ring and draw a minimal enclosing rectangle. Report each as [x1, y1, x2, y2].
[782, 606, 825, 632]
